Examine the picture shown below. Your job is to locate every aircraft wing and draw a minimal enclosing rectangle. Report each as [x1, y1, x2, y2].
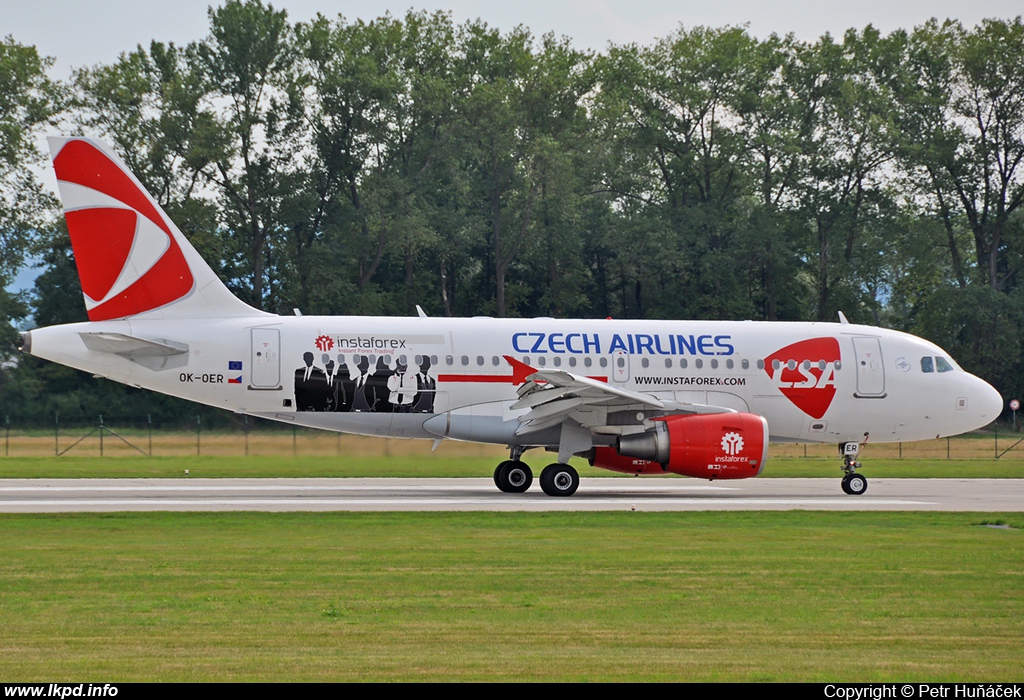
[504, 356, 735, 435]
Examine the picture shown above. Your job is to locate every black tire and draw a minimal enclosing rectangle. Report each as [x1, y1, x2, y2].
[841, 475, 852, 494]
[540, 463, 579, 497]
[494, 460, 514, 491]
[845, 473, 868, 495]
[502, 461, 533, 493]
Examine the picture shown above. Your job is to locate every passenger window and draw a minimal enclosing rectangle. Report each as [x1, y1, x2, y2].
[537, 357, 546, 367]
[445, 355, 453, 366]
[711, 359, 718, 369]
[584, 357, 592, 367]
[492, 356, 499, 366]
[936, 357, 954, 373]
[695, 359, 703, 369]
[665, 358, 673, 368]
[569, 357, 577, 367]
[476, 356, 484, 366]
[461, 355, 469, 366]
[680, 359, 687, 369]
[599, 357, 608, 368]
[921, 357, 934, 373]
[553, 357, 561, 367]
[641, 358, 649, 368]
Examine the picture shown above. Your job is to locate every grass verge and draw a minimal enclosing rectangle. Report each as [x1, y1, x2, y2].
[0, 511, 1021, 681]
[1, 454, 1023, 479]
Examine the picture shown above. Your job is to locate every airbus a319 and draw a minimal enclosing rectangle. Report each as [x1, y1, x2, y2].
[20, 138, 1004, 496]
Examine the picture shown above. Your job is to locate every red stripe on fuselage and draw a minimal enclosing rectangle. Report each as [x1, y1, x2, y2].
[438, 355, 607, 385]
[437, 373, 608, 384]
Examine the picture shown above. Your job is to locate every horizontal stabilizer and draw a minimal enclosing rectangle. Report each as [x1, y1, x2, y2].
[79, 332, 189, 372]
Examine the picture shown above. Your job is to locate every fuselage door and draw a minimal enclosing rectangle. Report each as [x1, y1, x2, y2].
[852, 336, 885, 397]
[250, 327, 281, 389]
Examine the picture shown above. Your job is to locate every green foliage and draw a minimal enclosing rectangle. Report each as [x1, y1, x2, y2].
[915, 285, 1024, 402]
[9, 7, 1024, 414]
[0, 37, 63, 355]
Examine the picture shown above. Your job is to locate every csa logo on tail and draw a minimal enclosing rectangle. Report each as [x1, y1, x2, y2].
[763, 337, 841, 419]
[52, 140, 194, 321]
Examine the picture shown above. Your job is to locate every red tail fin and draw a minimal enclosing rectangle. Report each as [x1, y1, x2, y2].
[49, 137, 261, 320]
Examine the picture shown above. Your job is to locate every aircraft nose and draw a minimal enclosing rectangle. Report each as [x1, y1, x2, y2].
[974, 377, 1003, 425]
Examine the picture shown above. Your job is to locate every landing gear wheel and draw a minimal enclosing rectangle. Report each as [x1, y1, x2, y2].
[494, 461, 512, 490]
[494, 460, 532, 493]
[843, 473, 868, 495]
[839, 442, 867, 496]
[540, 463, 579, 497]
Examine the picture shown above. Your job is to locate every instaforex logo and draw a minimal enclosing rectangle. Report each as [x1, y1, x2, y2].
[313, 335, 409, 353]
[714, 431, 748, 464]
[721, 432, 744, 455]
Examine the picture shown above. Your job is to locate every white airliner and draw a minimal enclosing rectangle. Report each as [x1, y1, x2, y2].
[21, 137, 1004, 496]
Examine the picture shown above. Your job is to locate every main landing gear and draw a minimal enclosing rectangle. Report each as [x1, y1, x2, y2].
[492, 450, 580, 497]
[493, 460, 533, 493]
[539, 463, 579, 497]
[839, 441, 868, 495]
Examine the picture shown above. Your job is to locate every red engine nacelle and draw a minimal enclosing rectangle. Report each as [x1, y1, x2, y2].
[592, 412, 769, 480]
[589, 448, 666, 475]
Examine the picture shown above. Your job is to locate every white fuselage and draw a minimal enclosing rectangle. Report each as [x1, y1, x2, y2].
[25, 315, 1003, 448]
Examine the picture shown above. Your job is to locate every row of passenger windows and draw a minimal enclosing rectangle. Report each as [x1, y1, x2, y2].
[921, 356, 955, 373]
[336, 355, 439, 367]
[473, 356, 842, 371]
[339, 354, 843, 372]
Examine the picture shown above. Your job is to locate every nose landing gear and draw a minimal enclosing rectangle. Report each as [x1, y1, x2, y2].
[839, 441, 868, 495]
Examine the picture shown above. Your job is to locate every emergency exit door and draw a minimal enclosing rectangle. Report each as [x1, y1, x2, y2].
[250, 327, 281, 389]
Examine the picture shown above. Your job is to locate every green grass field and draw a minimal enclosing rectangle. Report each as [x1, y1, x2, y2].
[1, 454, 1023, 479]
[0, 511, 1021, 681]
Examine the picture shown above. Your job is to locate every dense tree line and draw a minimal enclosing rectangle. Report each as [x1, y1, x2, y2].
[2, 1, 1023, 422]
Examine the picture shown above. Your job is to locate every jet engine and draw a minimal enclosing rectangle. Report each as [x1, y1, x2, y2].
[592, 412, 769, 479]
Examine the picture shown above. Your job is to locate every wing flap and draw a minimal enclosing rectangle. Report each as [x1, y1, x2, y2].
[500, 355, 736, 444]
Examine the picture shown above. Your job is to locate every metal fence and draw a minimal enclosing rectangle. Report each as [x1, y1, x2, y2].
[0, 414, 508, 459]
[1, 414, 1021, 459]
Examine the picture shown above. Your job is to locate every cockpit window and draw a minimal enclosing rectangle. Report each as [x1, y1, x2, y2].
[921, 357, 934, 373]
[936, 357, 954, 373]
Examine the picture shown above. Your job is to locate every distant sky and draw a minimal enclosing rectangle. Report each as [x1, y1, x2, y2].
[5, 0, 1023, 79]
